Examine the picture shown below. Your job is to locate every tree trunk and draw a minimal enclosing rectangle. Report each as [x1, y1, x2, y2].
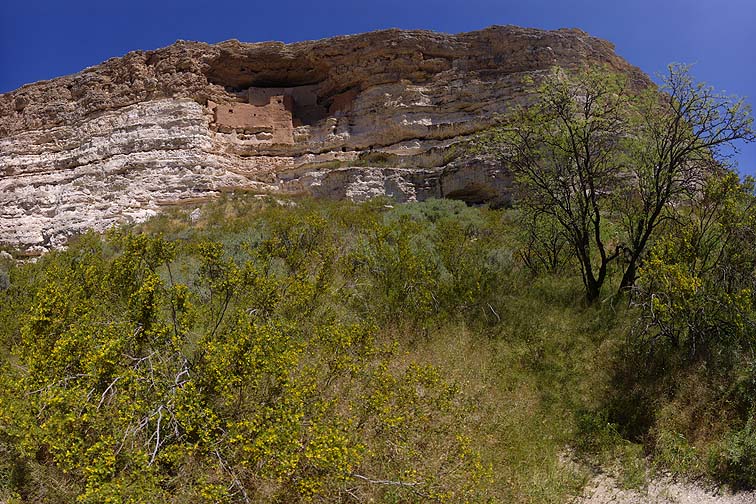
[619, 258, 638, 293]
[575, 238, 603, 305]
[586, 279, 601, 304]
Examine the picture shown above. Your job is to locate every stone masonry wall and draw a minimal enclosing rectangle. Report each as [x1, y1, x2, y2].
[211, 95, 294, 143]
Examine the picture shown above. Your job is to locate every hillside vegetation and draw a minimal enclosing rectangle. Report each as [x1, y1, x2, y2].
[2, 64, 756, 503]
[0, 192, 755, 503]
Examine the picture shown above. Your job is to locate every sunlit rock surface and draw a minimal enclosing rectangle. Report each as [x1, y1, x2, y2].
[0, 25, 649, 251]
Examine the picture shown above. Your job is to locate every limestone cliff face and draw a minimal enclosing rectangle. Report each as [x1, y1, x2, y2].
[0, 25, 649, 251]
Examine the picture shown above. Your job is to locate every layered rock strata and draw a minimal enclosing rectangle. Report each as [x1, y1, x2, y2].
[0, 25, 649, 251]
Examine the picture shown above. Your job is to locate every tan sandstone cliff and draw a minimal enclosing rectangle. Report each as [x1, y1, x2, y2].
[0, 25, 649, 252]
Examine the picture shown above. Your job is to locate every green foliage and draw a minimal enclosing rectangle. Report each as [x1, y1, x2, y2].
[598, 172, 756, 490]
[483, 66, 631, 302]
[343, 199, 514, 327]
[0, 196, 645, 503]
[516, 209, 572, 275]
[0, 200, 509, 503]
[478, 59, 756, 488]
[632, 173, 756, 361]
[480, 63, 755, 303]
[0, 269, 9, 291]
[654, 428, 701, 475]
[710, 418, 756, 489]
[575, 410, 624, 455]
[6, 158, 756, 501]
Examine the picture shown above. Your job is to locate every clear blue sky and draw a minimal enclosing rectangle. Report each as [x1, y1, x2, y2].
[2, 0, 756, 174]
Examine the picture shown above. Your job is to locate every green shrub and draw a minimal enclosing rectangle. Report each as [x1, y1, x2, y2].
[574, 409, 623, 456]
[13, 192, 756, 500]
[0, 215, 493, 502]
[710, 419, 756, 489]
[654, 429, 701, 475]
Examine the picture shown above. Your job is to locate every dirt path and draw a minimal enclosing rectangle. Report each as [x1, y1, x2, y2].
[575, 473, 756, 504]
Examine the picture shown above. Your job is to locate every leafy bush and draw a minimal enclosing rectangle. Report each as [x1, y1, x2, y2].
[8, 187, 756, 500]
[0, 206, 497, 502]
[710, 419, 756, 489]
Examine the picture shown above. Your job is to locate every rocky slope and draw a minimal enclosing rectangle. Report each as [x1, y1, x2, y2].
[0, 25, 649, 252]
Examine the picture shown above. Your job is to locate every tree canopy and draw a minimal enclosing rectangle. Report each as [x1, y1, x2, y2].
[485, 64, 755, 303]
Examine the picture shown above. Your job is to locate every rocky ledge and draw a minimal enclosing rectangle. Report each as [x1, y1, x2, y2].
[0, 25, 649, 251]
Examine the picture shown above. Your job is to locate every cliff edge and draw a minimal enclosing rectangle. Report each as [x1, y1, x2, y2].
[0, 25, 649, 251]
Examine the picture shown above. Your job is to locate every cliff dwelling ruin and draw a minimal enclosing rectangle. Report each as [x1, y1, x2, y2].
[210, 84, 357, 144]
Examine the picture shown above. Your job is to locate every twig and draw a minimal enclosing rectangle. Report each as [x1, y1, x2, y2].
[97, 377, 120, 409]
[487, 303, 501, 322]
[149, 405, 163, 464]
[351, 473, 422, 488]
[215, 448, 251, 503]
